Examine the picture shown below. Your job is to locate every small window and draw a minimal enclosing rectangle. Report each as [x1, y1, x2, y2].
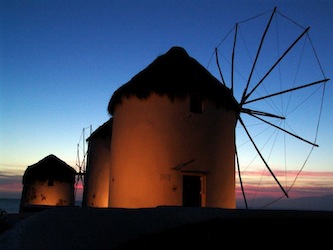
[190, 93, 202, 113]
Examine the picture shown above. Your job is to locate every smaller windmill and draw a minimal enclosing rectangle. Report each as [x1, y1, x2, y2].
[75, 125, 92, 200]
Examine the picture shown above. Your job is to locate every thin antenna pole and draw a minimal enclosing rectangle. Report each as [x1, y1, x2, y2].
[76, 143, 80, 172]
[82, 128, 85, 169]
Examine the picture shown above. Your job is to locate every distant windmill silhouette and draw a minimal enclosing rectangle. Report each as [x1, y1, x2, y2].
[208, 7, 329, 208]
[75, 125, 92, 201]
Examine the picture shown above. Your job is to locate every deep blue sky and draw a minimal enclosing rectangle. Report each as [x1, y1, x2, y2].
[1, 0, 332, 202]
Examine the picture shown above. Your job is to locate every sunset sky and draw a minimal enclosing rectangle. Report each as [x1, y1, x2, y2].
[1, 0, 332, 209]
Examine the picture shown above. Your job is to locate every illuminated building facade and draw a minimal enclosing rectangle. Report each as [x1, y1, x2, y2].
[20, 154, 76, 212]
[83, 119, 112, 207]
[84, 47, 238, 208]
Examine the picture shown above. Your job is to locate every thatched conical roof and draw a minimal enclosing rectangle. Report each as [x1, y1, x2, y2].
[22, 154, 77, 184]
[86, 118, 112, 142]
[108, 46, 238, 115]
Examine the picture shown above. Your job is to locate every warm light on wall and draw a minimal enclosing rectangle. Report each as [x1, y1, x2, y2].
[108, 94, 237, 208]
[22, 180, 74, 206]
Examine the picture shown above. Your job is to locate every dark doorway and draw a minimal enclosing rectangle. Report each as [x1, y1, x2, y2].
[182, 175, 201, 207]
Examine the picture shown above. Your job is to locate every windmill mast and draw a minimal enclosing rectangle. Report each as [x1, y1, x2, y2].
[75, 125, 92, 201]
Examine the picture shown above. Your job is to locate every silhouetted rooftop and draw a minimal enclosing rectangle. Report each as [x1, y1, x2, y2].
[86, 118, 112, 141]
[108, 46, 238, 115]
[22, 154, 77, 184]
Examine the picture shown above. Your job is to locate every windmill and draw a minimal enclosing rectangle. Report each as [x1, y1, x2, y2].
[74, 125, 92, 201]
[208, 7, 329, 208]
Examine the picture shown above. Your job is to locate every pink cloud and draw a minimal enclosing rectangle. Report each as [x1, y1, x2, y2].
[1, 169, 332, 201]
[236, 169, 333, 199]
[0, 172, 84, 199]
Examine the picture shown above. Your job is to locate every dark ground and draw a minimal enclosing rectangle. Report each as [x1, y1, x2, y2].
[1, 206, 332, 249]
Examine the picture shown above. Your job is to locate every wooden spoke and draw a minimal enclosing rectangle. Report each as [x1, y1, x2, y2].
[239, 116, 289, 198]
[249, 114, 319, 147]
[245, 78, 330, 104]
[241, 108, 285, 119]
[215, 48, 226, 86]
[231, 23, 238, 94]
[241, 7, 277, 104]
[235, 145, 248, 209]
[243, 27, 310, 103]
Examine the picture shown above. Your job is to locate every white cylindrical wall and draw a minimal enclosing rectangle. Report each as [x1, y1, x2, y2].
[109, 93, 236, 208]
[84, 137, 110, 207]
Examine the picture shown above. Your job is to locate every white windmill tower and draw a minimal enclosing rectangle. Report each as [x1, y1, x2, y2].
[83, 7, 329, 210]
